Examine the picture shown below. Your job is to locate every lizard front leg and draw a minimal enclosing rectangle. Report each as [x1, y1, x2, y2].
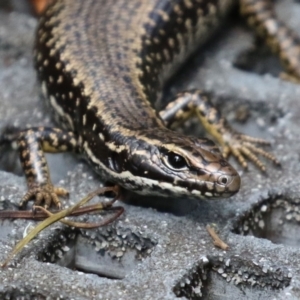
[160, 90, 280, 172]
[1, 127, 80, 209]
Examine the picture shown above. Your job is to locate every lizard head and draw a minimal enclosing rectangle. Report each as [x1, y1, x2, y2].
[107, 128, 240, 200]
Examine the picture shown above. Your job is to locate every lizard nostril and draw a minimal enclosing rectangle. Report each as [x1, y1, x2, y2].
[218, 175, 229, 185]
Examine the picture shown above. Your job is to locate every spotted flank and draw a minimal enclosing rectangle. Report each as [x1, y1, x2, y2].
[2, 0, 299, 208]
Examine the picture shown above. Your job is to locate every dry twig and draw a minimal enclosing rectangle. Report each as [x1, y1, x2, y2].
[206, 224, 229, 250]
[1, 186, 122, 267]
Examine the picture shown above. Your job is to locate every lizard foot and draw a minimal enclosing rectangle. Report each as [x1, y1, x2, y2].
[222, 133, 280, 172]
[20, 184, 69, 210]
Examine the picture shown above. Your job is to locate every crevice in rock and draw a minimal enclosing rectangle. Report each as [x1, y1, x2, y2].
[232, 196, 300, 247]
[173, 255, 291, 299]
[36, 224, 157, 279]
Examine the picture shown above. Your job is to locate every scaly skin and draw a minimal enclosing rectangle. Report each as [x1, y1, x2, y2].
[2, 0, 299, 208]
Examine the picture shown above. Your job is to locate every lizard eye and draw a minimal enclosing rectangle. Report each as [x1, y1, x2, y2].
[164, 152, 188, 170]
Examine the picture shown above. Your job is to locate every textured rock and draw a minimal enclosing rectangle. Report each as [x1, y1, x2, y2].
[1, 1, 300, 299]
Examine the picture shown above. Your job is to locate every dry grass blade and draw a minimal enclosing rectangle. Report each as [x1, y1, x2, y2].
[36, 205, 124, 229]
[0, 199, 119, 220]
[1, 186, 119, 267]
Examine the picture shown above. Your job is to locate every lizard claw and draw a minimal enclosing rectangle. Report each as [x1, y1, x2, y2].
[20, 184, 69, 211]
[222, 132, 280, 172]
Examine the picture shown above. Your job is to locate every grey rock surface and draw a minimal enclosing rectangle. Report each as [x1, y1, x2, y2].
[1, 1, 300, 299]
